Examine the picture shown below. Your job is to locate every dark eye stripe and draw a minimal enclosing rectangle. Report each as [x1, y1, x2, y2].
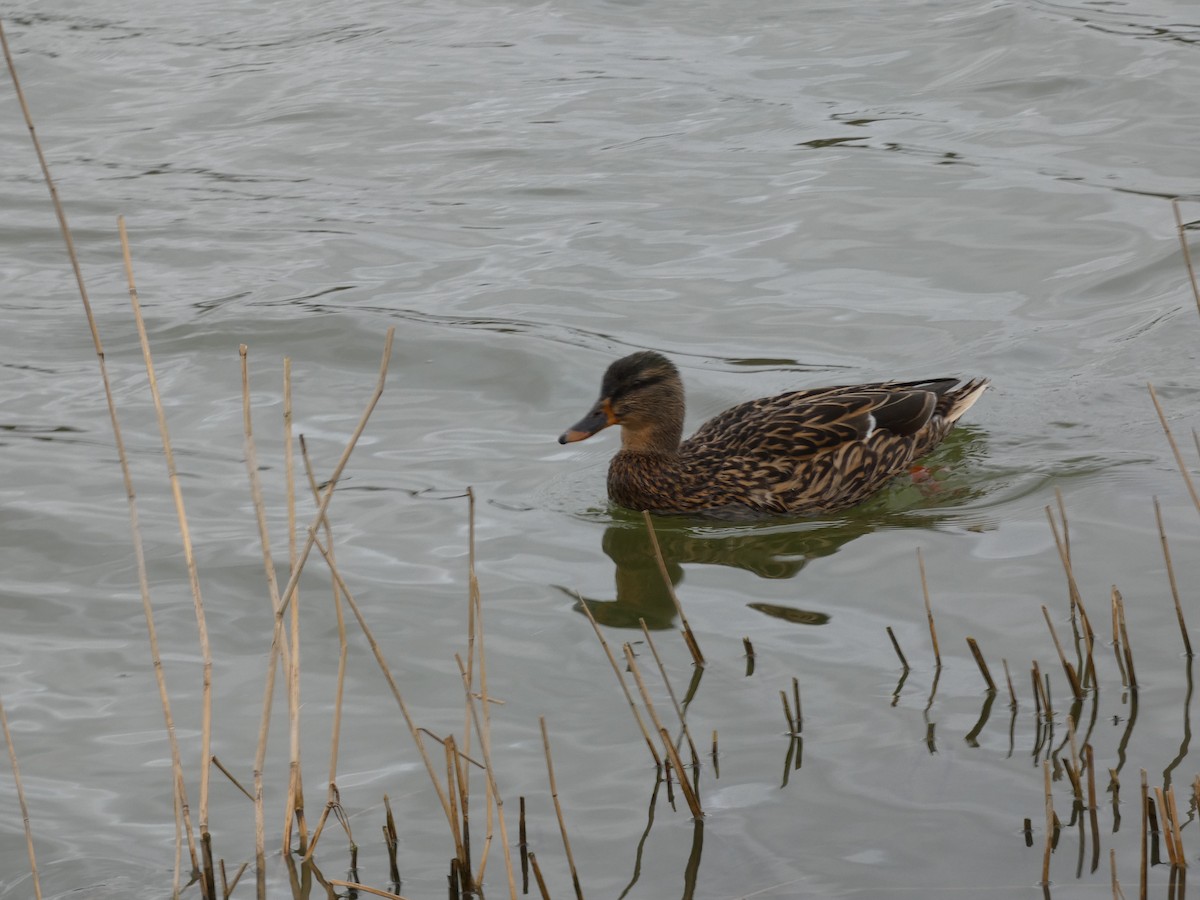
[612, 373, 666, 400]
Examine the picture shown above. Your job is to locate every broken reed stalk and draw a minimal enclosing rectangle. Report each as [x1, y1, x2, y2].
[1168, 787, 1186, 869]
[1153, 497, 1193, 657]
[916, 549, 941, 667]
[641, 511, 705, 667]
[1110, 589, 1129, 686]
[210, 757, 254, 802]
[0, 52, 202, 894]
[966, 638, 997, 692]
[792, 677, 802, 733]
[443, 737, 468, 881]
[529, 852, 552, 900]
[384, 795, 400, 887]
[1154, 787, 1179, 868]
[1113, 588, 1138, 689]
[1042, 606, 1083, 701]
[1085, 744, 1097, 813]
[1042, 759, 1054, 885]
[638, 619, 700, 763]
[119, 219, 214, 896]
[282, 359, 306, 856]
[540, 718, 584, 900]
[623, 644, 703, 817]
[0, 692, 42, 900]
[238, 346, 297, 881]
[1173, 199, 1200, 319]
[1031, 661, 1051, 719]
[1148, 382, 1200, 516]
[886, 626, 910, 670]
[1002, 658, 1017, 710]
[297, 436, 351, 862]
[1045, 505, 1096, 686]
[223, 861, 248, 897]
[779, 691, 796, 734]
[742, 637, 755, 662]
[577, 599, 662, 768]
[1055, 487, 1071, 571]
[453, 655, 518, 900]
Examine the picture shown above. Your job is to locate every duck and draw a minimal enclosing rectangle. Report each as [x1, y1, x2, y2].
[558, 351, 989, 517]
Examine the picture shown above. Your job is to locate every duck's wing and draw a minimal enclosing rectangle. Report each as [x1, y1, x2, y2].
[683, 379, 969, 459]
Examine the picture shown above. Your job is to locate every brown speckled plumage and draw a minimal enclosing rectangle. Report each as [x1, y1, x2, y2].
[558, 351, 989, 517]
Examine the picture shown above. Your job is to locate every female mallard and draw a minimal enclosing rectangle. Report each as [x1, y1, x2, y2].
[558, 351, 988, 517]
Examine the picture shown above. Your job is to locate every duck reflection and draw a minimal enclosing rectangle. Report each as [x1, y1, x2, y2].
[572, 428, 991, 630]
[573, 516, 880, 629]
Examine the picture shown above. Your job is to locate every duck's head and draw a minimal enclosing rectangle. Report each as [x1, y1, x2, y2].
[558, 351, 685, 451]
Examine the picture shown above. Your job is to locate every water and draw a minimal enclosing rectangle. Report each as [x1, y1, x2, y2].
[2, 0, 1200, 896]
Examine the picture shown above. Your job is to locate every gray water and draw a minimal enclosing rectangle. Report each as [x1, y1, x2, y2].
[2, 0, 1200, 896]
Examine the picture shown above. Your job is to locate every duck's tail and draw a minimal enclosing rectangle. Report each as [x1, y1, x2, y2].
[942, 378, 991, 424]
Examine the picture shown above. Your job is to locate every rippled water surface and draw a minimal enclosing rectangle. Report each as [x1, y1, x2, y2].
[3, 0, 1200, 897]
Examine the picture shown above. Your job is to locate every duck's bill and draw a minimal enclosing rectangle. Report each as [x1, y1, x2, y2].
[558, 403, 615, 444]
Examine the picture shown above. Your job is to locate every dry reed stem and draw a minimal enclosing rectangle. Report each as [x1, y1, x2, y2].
[0, 692, 41, 900]
[916, 549, 940, 667]
[1042, 759, 1053, 885]
[1110, 848, 1125, 900]
[1173, 199, 1200, 318]
[0, 53, 196, 891]
[1002, 658, 1017, 710]
[792, 677, 802, 732]
[1055, 487, 1071, 570]
[541, 718, 585, 900]
[1045, 505, 1096, 686]
[1110, 589, 1129, 686]
[464, 488, 497, 889]
[117, 220, 212, 896]
[1148, 382, 1200, 516]
[282, 359, 306, 856]
[1042, 606, 1083, 701]
[120, 224, 216, 844]
[779, 691, 796, 733]
[966, 638, 997, 692]
[326, 879, 409, 900]
[1154, 787, 1179, 867]
[238, 347, 298, 873]
[1113, 588, 1138, 689]
[298, 437, 350, 862]
[577, 599, 661, 767]
[1085, 744, 1097, 812]
[623, 644, 670, 745]
[1153, 497, 1193, 657]
[113, 222, 200, 887]
[210, 757, 254, 802]
[529, 852, 552, 900]
[641, 511, 705, 667]
[659, 726, 704, 819]
[1168, 786, 1186, 869]
[885, 626, 910, 670]
[223, 861, 248, 898]
[240, 346, 289, 896]
[638, 619, 700, 762]
[444, 736, 468, 876]
[454, 655, 519, 900]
